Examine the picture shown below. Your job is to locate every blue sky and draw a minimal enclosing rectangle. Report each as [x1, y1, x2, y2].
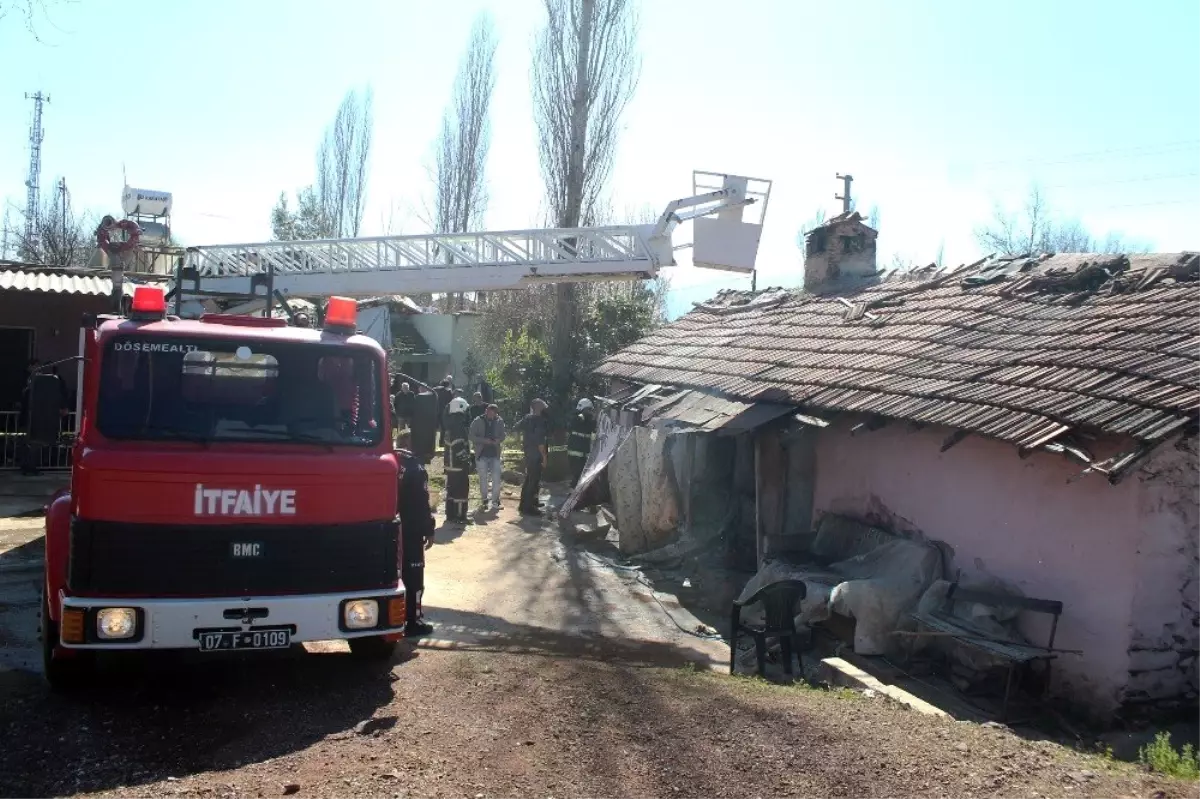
[2, 0, 1197, 319]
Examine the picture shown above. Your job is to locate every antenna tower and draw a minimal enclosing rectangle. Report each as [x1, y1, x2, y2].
[24, 91, 50, 253]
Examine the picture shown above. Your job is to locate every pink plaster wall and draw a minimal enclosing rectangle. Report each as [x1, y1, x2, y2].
[1126, 437, 1199, 708]
[812, 420, 1149, 719]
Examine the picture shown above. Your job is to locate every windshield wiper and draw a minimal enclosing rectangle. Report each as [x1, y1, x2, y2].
[222, 428, 340, 450]
[135, 424, 211, 446]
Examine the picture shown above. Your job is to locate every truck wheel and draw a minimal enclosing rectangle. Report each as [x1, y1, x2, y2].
[39, 588, 93, 693]
[348, 635, 397, 661]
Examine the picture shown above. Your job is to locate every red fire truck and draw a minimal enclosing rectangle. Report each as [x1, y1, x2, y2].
[33, 287, 406, 689]
[31, 171, 772, 689]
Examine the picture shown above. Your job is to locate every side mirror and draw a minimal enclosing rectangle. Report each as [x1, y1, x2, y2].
[27, 374, 64, 446]
[410, 391, 439, 460]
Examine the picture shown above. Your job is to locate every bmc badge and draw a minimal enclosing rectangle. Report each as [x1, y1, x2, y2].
[194, 484, 297, 517]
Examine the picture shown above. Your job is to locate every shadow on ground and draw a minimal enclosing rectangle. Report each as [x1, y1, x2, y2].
[418, 605, 716, 669]
[0, 647, 399, 797]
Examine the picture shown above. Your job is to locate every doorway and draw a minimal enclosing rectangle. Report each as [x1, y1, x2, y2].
[0, 328, 34, 413]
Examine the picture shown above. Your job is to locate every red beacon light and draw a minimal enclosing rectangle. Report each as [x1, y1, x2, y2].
[129, 285, 167, 321]
[323, 296, 358, 334]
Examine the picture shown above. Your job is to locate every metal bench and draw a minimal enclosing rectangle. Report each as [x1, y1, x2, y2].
[907, 583, 1066, 721]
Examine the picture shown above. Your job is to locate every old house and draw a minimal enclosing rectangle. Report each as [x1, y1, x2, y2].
[593, 218, 1199, 723]
[0, 262, 136, 470]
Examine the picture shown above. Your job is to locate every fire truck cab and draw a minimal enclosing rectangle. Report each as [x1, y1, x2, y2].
[32, 287, 405, 689]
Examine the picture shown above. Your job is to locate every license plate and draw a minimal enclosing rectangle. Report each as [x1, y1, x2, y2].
[197, 628, 291, 652]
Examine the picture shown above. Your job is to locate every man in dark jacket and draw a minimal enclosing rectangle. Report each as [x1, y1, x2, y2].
[392, 380, 415, 428]
[433, 376, 453, 448]
[397, 431, 435, 637]
[513, 398, 549, 516]
[468, 391, 487, 422]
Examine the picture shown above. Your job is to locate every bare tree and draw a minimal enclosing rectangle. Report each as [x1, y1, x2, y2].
[270, 88, 374, 241]
[428, 13, 498, 312]
[866, 204, 880, 230]
[0, 0, 70, 41]
[3, 186, 92, 267]
[532, 0, 640, 403]
[976, 184, 1151, 256]
[317, 88, 374, 238]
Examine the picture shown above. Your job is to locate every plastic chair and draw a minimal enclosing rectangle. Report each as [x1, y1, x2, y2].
[730, 579, 808, 678]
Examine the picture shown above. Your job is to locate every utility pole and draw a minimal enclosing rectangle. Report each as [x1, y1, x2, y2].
[835, 172, 853, 214]
[24, 91, 50, 256]
[58, 177, 68, 246]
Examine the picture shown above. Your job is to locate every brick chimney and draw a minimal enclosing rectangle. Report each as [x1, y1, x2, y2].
[802, 211, 879, 294]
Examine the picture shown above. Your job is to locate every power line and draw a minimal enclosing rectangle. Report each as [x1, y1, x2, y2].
[1046, 171, 1200, 189]
[972, 139, 1199, 168]
[1091, 198, 1200, 211]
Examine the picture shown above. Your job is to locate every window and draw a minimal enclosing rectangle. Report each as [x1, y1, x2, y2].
[97, 336, 382, 447]
[840, 234, 865, 253]
[809, 230, 828, 254]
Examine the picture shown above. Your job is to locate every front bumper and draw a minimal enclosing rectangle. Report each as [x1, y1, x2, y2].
[58, 587, 406, 650]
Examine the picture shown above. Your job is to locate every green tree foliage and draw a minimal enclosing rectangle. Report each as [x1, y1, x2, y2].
[576, 285, 659, 393]
[270, 188, 332, 241]
[479, 281, 663, 425]
[484, 328, 553, 422]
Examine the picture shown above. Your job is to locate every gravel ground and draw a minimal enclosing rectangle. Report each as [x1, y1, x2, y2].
[0, 650, 1192, 798]
[0, 482, 1193, 798]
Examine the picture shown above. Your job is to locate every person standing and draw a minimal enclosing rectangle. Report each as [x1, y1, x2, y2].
[443, 397, 472, 522]
[393, 380, 415, 430]
[567, 398, 597, 488]
[477, 377, 494, 405]
[396, 431, 435, 637]
[468, 391, 487, 423]
[433, 376, 453, 448]
[513, 398, 549, 516]
[469, 404, 505, 511]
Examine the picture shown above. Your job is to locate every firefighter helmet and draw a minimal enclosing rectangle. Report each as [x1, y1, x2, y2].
[576, 398, 594, 412]
[448, 397, 470, 414]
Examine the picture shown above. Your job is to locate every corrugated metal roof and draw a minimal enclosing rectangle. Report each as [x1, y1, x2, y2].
[644, 388, 795, 433]
[0, 268, 136, 298]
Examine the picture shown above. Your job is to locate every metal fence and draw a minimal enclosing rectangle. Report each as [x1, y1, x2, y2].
[0, 411, 76, 471]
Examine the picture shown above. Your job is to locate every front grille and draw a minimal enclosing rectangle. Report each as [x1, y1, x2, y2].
[69, 518, 398, 596]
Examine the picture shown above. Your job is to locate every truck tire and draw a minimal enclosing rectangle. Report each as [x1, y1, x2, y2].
[39, 588, 93, 693]
[348, 635, 397, 660]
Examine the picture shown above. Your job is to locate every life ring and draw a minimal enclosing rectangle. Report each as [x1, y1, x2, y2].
[96, 216, 141, 254]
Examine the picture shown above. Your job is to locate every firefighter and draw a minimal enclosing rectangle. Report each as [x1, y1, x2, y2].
[397, 430, 435, 637]
[567, 398, 597, 488]
[443, 396, 472, 523]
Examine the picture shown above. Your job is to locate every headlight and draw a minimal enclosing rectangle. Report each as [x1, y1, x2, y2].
[343, 599, 379, 629]
[96, 607, 138, 640]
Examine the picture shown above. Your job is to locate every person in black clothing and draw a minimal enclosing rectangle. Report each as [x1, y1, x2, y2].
[567, 398, 597, 488]
[513, 398, 549, 516]
[443, 397, 472, 522]
[397, 431, 435, 637]
[433, 376, 453, 448]
[476, 378, 494, 404]
[468, 391, 487, 422]
[392, 381, 415, 429]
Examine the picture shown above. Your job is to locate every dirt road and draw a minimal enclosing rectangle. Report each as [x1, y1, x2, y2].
[0, 495, 1191, 797]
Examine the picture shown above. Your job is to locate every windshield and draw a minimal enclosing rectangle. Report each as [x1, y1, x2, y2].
[96, 334, 383, 447]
